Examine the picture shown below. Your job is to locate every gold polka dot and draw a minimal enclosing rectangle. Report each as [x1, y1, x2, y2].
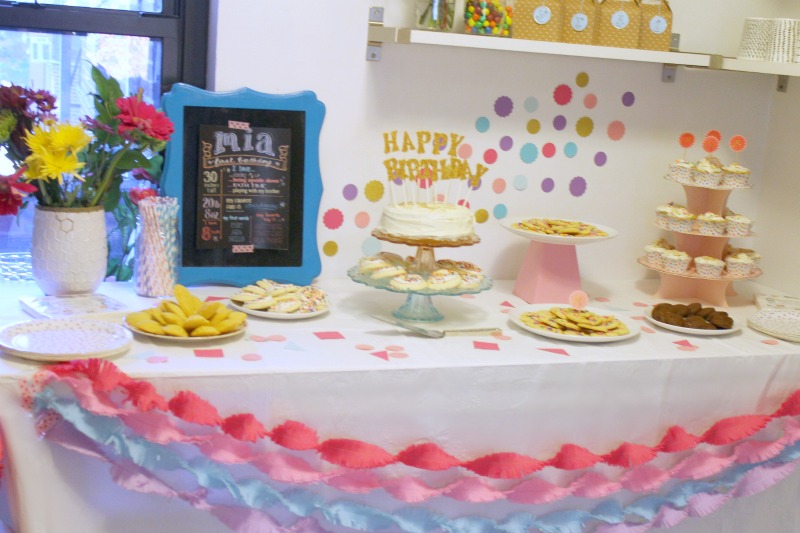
[576, 116, 594, 137]
[475, 209, 489, 224]
[323, 241, 338, 256]
[526, 119, 541, 134]
[364, 180, 385, 202]
[576, 72, 589, 87]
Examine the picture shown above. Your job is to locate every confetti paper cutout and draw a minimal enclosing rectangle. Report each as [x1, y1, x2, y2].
[283, 342, 305, 351]
[194, 349, 224, 358]
[356, 344, 375, 351]
[146, 356, 168, 364]
[250, 335, 271, 342]
[370, 351, 390, 361]
[539, 348, 570, 356]
[632, 316, 646, 321]
[762, 340, 780, 346]
[641, 327, 656, 334]
[389, 352, 409, 359]
[595, 297, 610, 303]
[473, 341, 499, 351]
[673, 340, 695, 348]
[267, 335, 287, 342]
[241, 353, 262, 361]
[314, 332, 345, 340]
[385, 345, 404, 352]
[501, 301, 515, 307]
[633, 302, 650, 307]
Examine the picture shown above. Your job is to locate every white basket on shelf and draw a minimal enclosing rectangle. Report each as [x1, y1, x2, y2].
[737, 17, 775, 61]
[768, 18, 800, 63]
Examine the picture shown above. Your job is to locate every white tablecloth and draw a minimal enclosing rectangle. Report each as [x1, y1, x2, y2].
[1, 278, 799, 533]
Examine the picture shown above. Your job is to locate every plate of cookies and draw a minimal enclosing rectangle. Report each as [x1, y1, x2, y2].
[645, 302, 740, 336]
[510, 305, 639, 343]
[502, 217, 617, 245]
[229, 279, 329, 319]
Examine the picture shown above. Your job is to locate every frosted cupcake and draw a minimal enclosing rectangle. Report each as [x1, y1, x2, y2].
[725, 214, 753, 236]
[655, 204, 675, 228]
[725, 253, 754, 277]
[662, 250, 692, 274]
[667, 209, 696, 233]
[644, 238, 674, 268]
[722, 163, 751, 188]
[693, 157, 723, 187]
[694, 256, 725, 278]
[668, 160, 695, 184]
[696, 212, 727, 236]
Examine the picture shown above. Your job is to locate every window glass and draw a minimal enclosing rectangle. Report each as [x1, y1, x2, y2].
[8, 0, 163, 13]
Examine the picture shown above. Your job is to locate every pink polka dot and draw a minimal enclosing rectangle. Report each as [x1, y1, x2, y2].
[250, 335, 270, 342]
[762, 339, 780, 345]
[492, 178, 506, 194]
[553, 84, 573, 106]
[458, 143, 473, 159]
[493, 335, 512, 341]
[542, 143, 556, 158]
[501, 308, 511, 314]
[268, 335, 286, 342]
[355, 212, 370, 228]
[242, 353, 262, 361]
[608, 120, 626, 141]
[389, 352, 409, 358]
[595, 297, 610, 303]
[678, 345, 699, 352]
[356, 344, 374, 350]
[385, 345, 405, 352]
[584, 94, 597, 109]
[323, 208, 344, 229]
[633, 302, 649, 307]
[146, 355, 168, 364]
[483, 149, 498, 164]
[632, 316, 646, 321]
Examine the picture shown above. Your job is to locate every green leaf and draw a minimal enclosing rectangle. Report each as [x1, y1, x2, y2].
[114, 150, 148, 171]
[102, 186, 122, 212]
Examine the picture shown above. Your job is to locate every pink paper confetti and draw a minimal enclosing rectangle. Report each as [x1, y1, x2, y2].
[633, 302, 649, 307]
[500, 301, 515, 307]
[641, 327, 655, 334]
[678, 346, 699, 352]
[355, 344, 375, 351]
[385, 345, 404, 352]
[242, 354, 262, 361]
[146, 356, 168, 364]
[539, 348, 570, 356]
[762, 339, 780, 345]
[267, 335, 287, 342]
[460, 294, 476, 299]
[250, 335, 271, 342]
[632, 316, 646, 321]
[389, 352, 409, 359]
[194, 349, 224, 358]
[473, 341, 499, 351]
[315, 331, 345, 340]
[370, 351, 390, 361]
[673, 340, 696, 348]
[205, 296, 228, 302]
[594, 297, 610, 303]
[493, 334, 512, 341]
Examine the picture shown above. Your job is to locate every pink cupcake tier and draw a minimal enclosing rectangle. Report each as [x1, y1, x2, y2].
[663, 176, 751, 191]
[651, 222, 753, 238]
[637, 257, 762, 280]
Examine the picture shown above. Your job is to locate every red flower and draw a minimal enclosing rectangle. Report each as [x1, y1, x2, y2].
[115, 96, 174, 141]
[0, 167, 37, 216]
[129, 187, 158, 205]
[0, 190, 23, 216]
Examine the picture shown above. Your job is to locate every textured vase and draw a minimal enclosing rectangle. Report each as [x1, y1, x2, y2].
[31, 205, 108, 295]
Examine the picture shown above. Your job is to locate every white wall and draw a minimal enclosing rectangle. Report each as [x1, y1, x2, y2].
[208, 0, 798, 296]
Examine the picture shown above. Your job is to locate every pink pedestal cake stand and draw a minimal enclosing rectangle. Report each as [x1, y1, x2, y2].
[502, 219, 618, 304]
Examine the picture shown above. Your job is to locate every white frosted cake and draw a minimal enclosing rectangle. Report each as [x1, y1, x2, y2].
[375, 202, 475, 241]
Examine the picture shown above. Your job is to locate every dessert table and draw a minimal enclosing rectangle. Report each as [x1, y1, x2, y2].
[1, 278, 800, 533]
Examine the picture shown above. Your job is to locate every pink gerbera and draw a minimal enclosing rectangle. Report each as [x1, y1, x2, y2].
[0, 166, 37, 216]
[115, 96, 174, 141]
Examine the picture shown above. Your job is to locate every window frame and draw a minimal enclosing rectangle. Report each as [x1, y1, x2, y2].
[0, 0, 209, 90]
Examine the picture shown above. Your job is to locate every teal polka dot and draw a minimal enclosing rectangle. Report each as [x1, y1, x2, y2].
[361, 236, 381, 256]
[524, 97, 539, 113]
[493, 204, 508, 219]
[520, 143, 539, 164]
[513, 174, 528, 191]
[564, 142, 578, 158]
[476, 117, 490, 133]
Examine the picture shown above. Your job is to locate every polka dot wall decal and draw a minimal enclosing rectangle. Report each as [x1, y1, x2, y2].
[553, 115, 567, 131]
[608, 120, 626, 141]
[553, 84, 573, 105]
[323, 241, 338, 256]
[576, 72, 589, 87]
[622, 91, 635, 107]
[513, 174, 528, 191]
[570, 176, 587, 197]
[493, 203, 508, 219]
[576, 116, 594, 137]
[492, 178, 506, 193]
[542, 143, 556, 158]
[494, 95, 513, 117]
[483, 148, 498, 164]
[524, 96, 539, 112]
[520, 143, 539, 163]
[362, 236, 381, 256]
[364, 180, 385, 202]
[476, 116, 490, 132]
[355, 211, 370, 228]
[584, 94, 597, 109]
[475, 209, 489, 223]
[323, 208, 344, 229]
[541, 177, 555, 193]
[458, 143, 473, 159]
[527, 119, 541, 134]
[499, 135, 513, 151]
[564, 142, 578, 158]
[594, 152, 607, 166]
[343, 183, 358, 200]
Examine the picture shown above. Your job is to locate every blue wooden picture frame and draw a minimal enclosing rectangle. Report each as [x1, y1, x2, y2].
[160, 84, 325, 286]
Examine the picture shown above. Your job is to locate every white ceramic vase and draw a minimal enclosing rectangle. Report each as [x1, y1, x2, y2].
[31, 205, 108, 295]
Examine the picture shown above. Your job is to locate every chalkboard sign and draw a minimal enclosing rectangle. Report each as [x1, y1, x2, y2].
[160, 84, 325, 286]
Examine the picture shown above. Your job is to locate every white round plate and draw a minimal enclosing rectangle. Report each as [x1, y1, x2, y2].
[509, 305, 640, 343]
[644, 314, 741, 336]
[123, 319, 246, 342]
[501, 217, 618, 245]
[0, 318, 133, 362]
[229, 300, 330, 320]
[748, 310, 800, 341]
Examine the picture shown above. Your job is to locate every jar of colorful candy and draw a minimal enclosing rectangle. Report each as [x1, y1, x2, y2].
[464, 0, 513, 37]
[416, 0, 457, 32]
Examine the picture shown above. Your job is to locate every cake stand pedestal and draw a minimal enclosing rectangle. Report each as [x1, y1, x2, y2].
[502, 219, 618, 304]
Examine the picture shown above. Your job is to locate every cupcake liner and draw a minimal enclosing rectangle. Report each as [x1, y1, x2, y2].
[663, 257, 691, 274]
[655, 213, 670, 229]
[668, 218, 695, 233]
[726, 220, 752, 236]
[697, 220, 727, 236]
[725, 258, 753, 277]
[693, 171, 722, 187]
[695, 263, 724, 278]
[722, 173, 750, 188]
[646, 250, 664, 268]
[669, 165, 693, 184]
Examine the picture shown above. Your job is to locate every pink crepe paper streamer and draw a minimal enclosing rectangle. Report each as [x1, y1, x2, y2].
[168, 390, 223, 426]
[318, 439, 396, 469]
[221, 413, 268, 442]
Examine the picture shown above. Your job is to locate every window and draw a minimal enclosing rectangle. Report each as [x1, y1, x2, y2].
[0, 0, 209, 280]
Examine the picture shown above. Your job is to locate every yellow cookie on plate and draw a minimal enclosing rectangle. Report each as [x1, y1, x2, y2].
[243, 296, 277, 310]
[190, 325, 220, 337]
[163, 324, 189, 337]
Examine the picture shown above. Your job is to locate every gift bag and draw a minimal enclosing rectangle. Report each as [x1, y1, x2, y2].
[561, 0, 599, 45]
[639, 0, 672, 51]
[514, 0, 563, 42]
[595, 0, 641, 49]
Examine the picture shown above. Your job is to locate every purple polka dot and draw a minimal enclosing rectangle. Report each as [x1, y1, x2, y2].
[553, 115, 567, 131]
[392, 177, 403, 185]
[570, 177, 587, 197]
[541, 178, 555, 193]
[622, 92, 635, 107]
[499, 135, 513, 151]
[594, 152, 607, 166]
[343, 184, 358, 200]
[495, 96, 514, 117]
